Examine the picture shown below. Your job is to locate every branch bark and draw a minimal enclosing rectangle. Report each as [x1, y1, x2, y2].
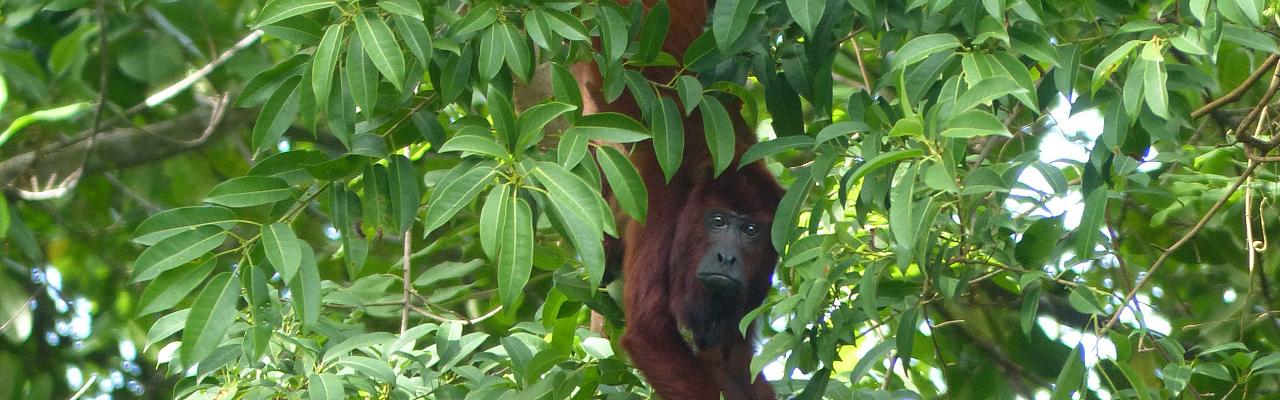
[0, 106, 253, 187]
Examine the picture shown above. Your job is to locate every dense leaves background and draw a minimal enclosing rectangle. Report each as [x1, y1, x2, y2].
[1, 0, 1279, 398]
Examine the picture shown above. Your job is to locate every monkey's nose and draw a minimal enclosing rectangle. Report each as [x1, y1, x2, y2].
[716, 253, 737, 266]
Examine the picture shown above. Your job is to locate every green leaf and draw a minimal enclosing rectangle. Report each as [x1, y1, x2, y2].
[179, 272, 240, 366]
[713, 0, 757, 52]
[133, 206, 237, 245]
[311, 23, 343, 112]
[145, 309, 188, 350]
[378, 0, 421, 20]
[516, 102, 576, 153]
[255, 0, 335, 28]
[565, 113, 651, 142]
[1223, 25, 1280, 54]
[815, 121, 869, 145]
[893, 34, 960, 71]
[888, 116, 924, 137]
[596, 146, 648, 221]
[1051, 345, 1086, 400]
[487, 85, 517, 147]
[1143, 60, 1169, 119]
[953, 76, 1025, 114]
[850, 339, 895, 383]
[440, 132, 509, 159]
[1114, 360, 1152, 400]
[345, 35, 379, 118]
[532, 161, 606, 232]
[846, 149, 925, 186]
[137, 258, 218, 316]
[452, 2, 497, 36]
[251, 75, 301, 153]
[478, 24, 504, 81]
[1236, 0, 1262, 26]
[941, 109, 1010, 138]
[772, 170, 810, 253]
[308, 373, 345, 400]
[388, 155, 420, 233]
[550, 63, 583, 110]
[597, 2, 629, 62]
[787, 0, 825, 38]
[354, 11, 404, 91]
[205, 176, 292, 207]
[739, 136, 812, 167]
[393, 15, 433, 66]
[750, 332, 796, 377]
[499, 22, 532, 82]
[497, 195, 533, 308]
[422, 161, 497, 235]
[337, 356, 397, 383]
[288, 239, 321, 326]
[700, 97, 736, 177]
[479, 185, 510, 259]
[542, 8, 589, 41]
[262, 222, 302, 282]
[557, 129, 589, 168]
[635, 0, 670, 63]
[132, 226, 228, 282]
[1075, 187, 1108, 258]
[1091, 40, 1140, 94]
[652, 97, 685, 182]
[1016, 217, 1061, 269]
[676, 76, 703, 115]
[1019, 284, 1041, 335]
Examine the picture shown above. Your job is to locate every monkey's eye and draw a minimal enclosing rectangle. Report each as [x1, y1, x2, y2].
[710, 214, 727, 228]
[742, 223, 758, 237]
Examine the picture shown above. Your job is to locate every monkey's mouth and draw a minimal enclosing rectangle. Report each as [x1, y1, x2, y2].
[697, 272, 742, 294]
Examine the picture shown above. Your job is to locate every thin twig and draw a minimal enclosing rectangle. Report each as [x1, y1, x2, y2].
[850, 32, 874, 95]
[1192, 54, 1280, 119]
[1232, 63, 1280, 146]
[400, 229, 412, 334]
[0, 291, 36, 333]
[1102, 160, 1263, 331]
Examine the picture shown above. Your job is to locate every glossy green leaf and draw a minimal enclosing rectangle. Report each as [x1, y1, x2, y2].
[635, 0, 670, 63]
[308, 373, 345, 400]
[1051, 345, 1086, 400]
[251, 75, 301, 153]
[354, 11, 404, 91]
[846, 149, 926, 187]
[133, 206, 237, 245]
[255, 0, 334, 28]
[496, 195, 533, 308]
[262, 222, 301, 282]
[479, 185, 510, 259]
[516, 102, 576, 153]
[132, 226, 228, 282]
[815, 121, 869, 146]
[893, 34, 960, 71]
[701, 97, 736, 177]
[1143, 60, 1169, 119]
[311, 24, 343, 112]
[452, 2, 497, 36]
[378, 0, 421, 20]
[953, 76, 1025, 114]
[541, 8, 589, 41]
[1091, 40, 1140, 94]
[532, 161, 606, 232]
[440, 134, 508, 159]
[739, 136, 812, 167]
[652, 97, 684, 182]
[288, 239, 321, 326]
[422, 161, 497, 235]
[712, 0, 757, 52]
[179, 272, 240, 366]
[787, 0, 825, 37]
[941, 109, 1010, 138]
[1075, 187, 1108, 258]
[137, 258, 218, 316]
[676, 76, 703, 115]
[345, 36, 378, 118]
[205, 176, 291, 207]
[499, 22, 531, 82]
[478, 24, 504, 81]
[565, 113, 651, 142]
[393, 15, 432, 66]
[596, 146, 647, 221]
[388, 155, 419, 233]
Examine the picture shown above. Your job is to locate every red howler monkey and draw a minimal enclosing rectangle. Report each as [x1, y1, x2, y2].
[574, 1, 785, 398]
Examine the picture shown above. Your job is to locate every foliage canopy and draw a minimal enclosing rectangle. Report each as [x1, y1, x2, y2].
[2, 0, 1280, 398]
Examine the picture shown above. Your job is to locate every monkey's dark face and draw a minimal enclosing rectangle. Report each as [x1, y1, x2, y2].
[695, 209, 770, 297]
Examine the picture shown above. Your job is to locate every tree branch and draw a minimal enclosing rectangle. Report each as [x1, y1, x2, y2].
[1192, 54, 1279, 119]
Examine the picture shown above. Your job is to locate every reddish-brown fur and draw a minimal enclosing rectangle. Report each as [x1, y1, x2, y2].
[575, 1, 785, 398]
